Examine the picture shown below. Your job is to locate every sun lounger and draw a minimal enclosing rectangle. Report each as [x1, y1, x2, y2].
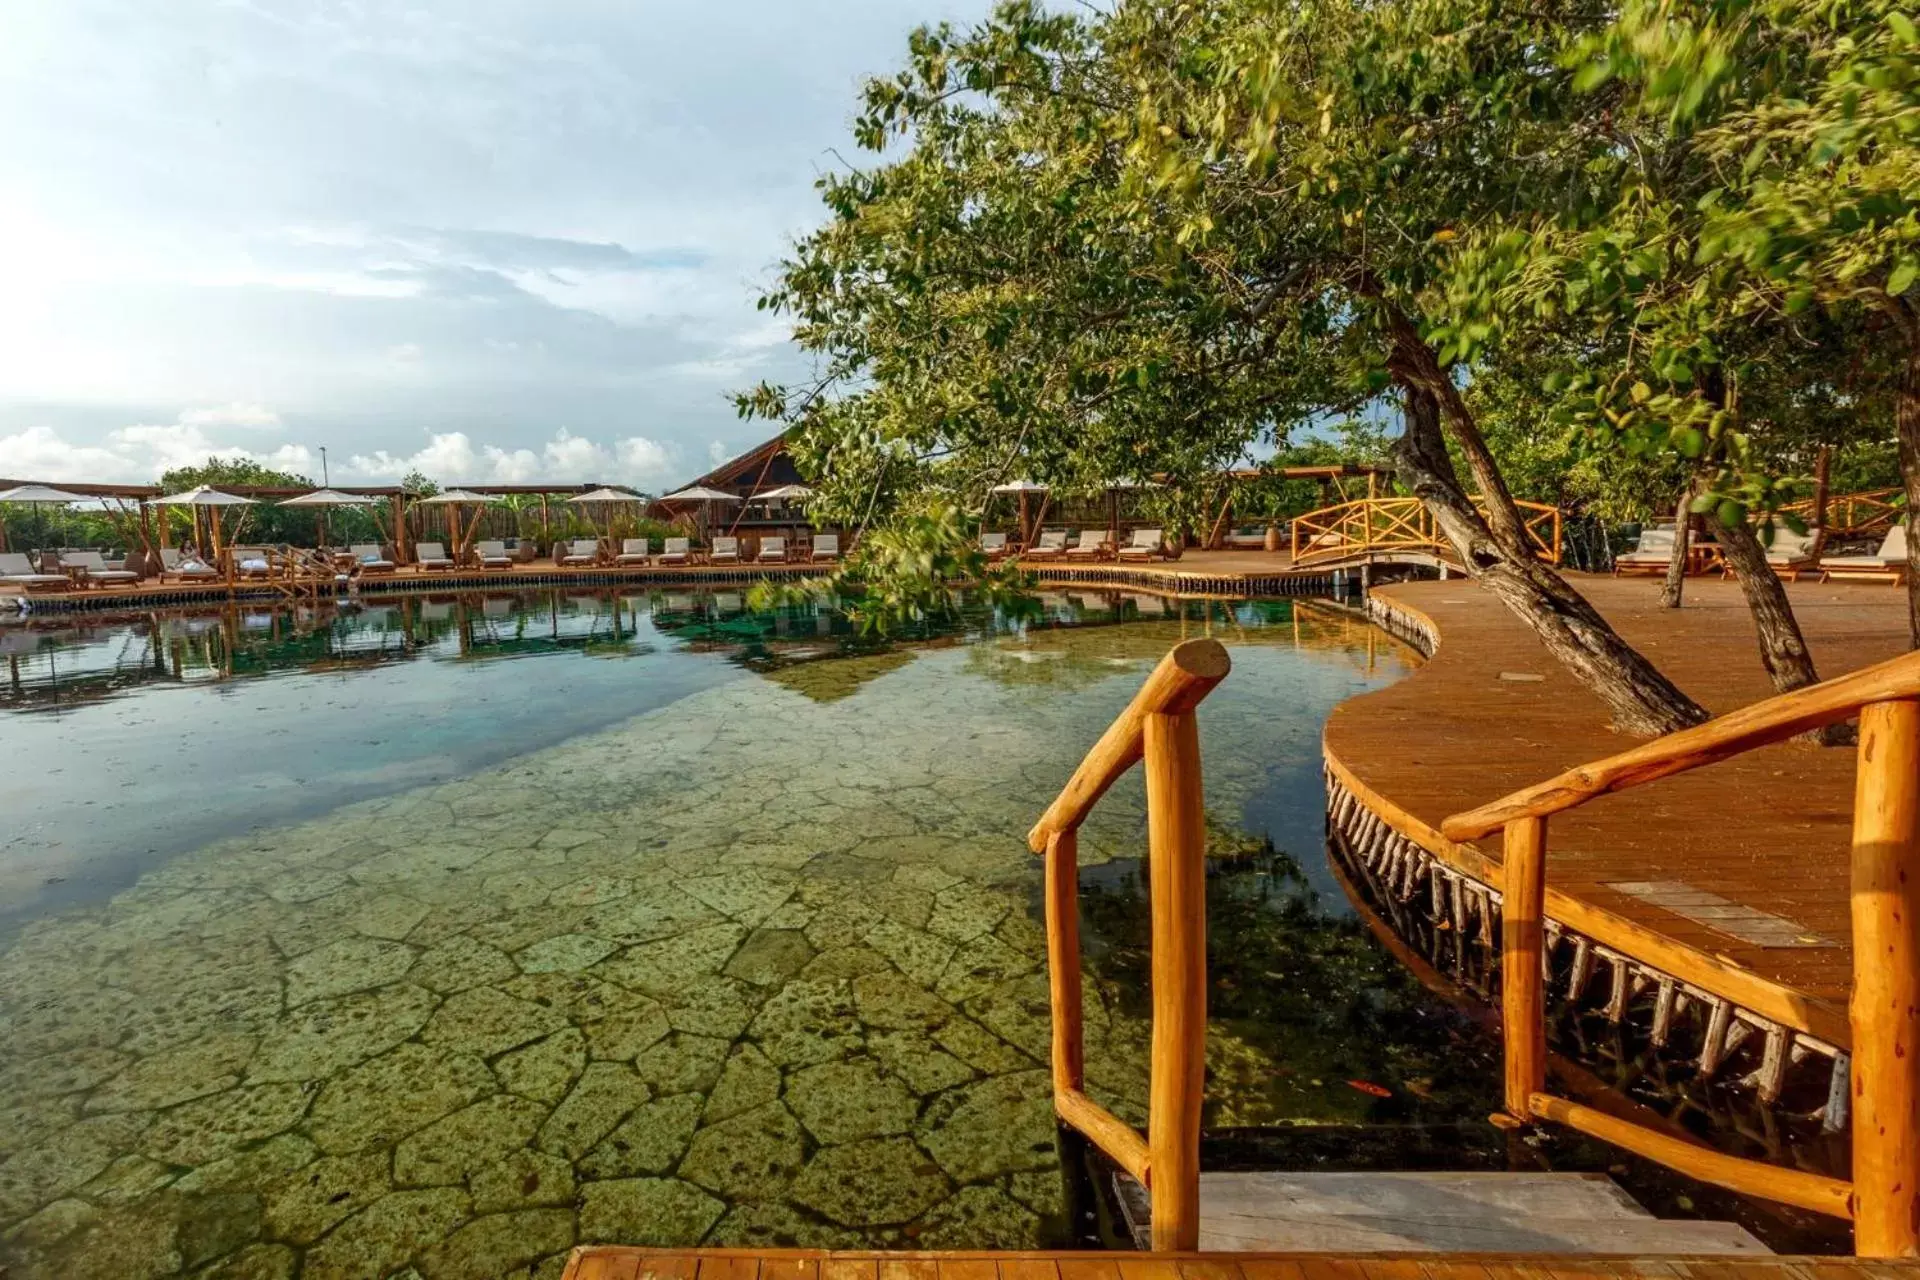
[980, 532, 1011, 561]
[415, 541, 456, 572]
[1822, 524, 1908, 583]
[1116, 527, 1166, 561]
[0, 552, 70, 593]
[1023, 529, 1070, 560]
[557, 538, 600, 567]
[757, 536, 787, 563]
[710, 536, 741, 565]
[1740, 525, 1822, 582]
[1612, 527, 1678, 576]
[614, 538, 651, 566]
[60, 549, 142, 584]
[158, 548, 222, 583]
[349, 543, 395, 574]
[1063, 530, 1110, 560]
[473, 540, 514, 570]
[658, 537, 691, 566]
[811, 533, 840, 562]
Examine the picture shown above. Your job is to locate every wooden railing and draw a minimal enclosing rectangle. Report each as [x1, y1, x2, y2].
[1291, 497, 1562, 569]
[1442, 649, 1920, 1257]
[1782, 488, 1905, 538]
[1029, 638, 1231, 1252]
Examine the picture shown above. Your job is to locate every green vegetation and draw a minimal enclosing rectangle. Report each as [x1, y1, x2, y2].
[739, 0, 1920, 730]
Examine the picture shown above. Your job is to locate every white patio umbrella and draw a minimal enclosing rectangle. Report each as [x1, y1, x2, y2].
[0, 485, 90, 557]
[990, 479, 1050, 545]
[566, 487, 645, 552]
[150, 486, 256, 560]
[278, 488, 379, 551]
[658, 485, 743, 543]
[411, 489, 502, 563]
[756, 483, 814, 501]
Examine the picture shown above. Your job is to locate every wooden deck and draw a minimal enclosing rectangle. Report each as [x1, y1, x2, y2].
[1323, 575, 1911, 1062]
[561, 1248, 1917, 1280]
[0, 548, 1336, 612]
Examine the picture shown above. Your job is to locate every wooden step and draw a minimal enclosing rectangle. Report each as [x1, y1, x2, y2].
[1191, 1171, 1771, 1255]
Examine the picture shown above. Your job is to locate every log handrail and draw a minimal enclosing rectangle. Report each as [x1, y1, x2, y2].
[1290, 496, 1562, 569]
[1032, 638, 1231, 1252]
[1440, 651, 1920, 1256]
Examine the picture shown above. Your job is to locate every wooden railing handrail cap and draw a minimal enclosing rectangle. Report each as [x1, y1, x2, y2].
[1167, 637, 1230, 680]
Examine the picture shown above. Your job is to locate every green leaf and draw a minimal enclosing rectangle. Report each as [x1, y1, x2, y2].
[1890, 258, 1918, 297]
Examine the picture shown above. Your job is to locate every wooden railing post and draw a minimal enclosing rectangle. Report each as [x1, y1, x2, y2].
[1044, 828, 1085, 1096]
[1850, 698, 1920, 1258]
[1144, 709, 1207, 1253]
[1501, 815, 1549, 1120]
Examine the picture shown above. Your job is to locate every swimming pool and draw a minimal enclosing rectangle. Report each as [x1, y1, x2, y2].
[0, 588, 1499, 1277]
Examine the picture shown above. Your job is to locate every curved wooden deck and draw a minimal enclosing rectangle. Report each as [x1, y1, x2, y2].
[1322, 576, 1909, 1081]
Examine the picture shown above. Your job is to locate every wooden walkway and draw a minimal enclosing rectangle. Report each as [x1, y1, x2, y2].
[561, 1248, 1917, 1280]
[1323, 576, 1911, 1059]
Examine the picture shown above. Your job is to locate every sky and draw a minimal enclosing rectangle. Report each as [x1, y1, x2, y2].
[0, 0, 995, 492]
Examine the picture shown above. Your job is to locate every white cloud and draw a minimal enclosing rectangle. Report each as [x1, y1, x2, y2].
[0, 413, 312, 484]
[176, 402, 283, 430]
[343, 428, 676, 490]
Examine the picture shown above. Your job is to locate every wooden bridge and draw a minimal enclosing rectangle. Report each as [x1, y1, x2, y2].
[1289, 498, 1562, 571]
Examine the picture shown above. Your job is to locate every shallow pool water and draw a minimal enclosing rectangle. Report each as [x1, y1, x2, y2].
[0, 589, 1502, 1278]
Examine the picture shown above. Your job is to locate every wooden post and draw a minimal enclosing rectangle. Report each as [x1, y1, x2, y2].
[1502, 815, 1549, 1120]
[1850, 698, 1920, 1258]
[1813, 445, 1833, 537]
[1044, 828, 1084, 1096]
[391, 493, 410, 565]
[1143, 709, 1207, 1253]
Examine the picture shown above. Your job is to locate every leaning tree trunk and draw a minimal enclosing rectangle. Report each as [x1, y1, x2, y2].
[1393, 384, 1709, 736]
[1660, 487, 1692, 610]
[1712, 516, 1821, 693]
[1901, 347, 1920, 649]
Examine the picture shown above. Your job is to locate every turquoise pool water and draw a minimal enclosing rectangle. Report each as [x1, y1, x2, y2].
[0, 588, 1500, 1278]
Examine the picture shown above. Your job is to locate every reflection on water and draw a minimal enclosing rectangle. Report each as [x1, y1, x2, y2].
[0, 588, 1441, 1275]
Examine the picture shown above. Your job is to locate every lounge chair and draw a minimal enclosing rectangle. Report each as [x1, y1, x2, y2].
[1116, 528, 1167, 561]
[614, 538, 651, 566]
[1736, 525, 1821, 582]
[658, 537, 691, 566]
[473, 540, 514, 570]
[1063, 530, 1110, 560]
[980, 532, 1011, 561]
[1023, 529, 1070, 560]
[710, 536, 741, 565]
[1822, 524, 1908, 584]
[158, 548, 222, 583]
[1612, 527, 1677, 576]
[61, 549, 142, 585]
[757, 536, 787, 564]
[811, 533, 840, 562]
[0, 552, 70, 593]
[415, 541, 456, 572]
[349, 543, 395, 574]
[557, 538, 600, 567]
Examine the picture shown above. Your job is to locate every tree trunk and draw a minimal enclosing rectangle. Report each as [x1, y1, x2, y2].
[1712, 515, 1821, 694]
[1660, 487, 1692, 610]
[1393, 384, 1709, 736]
[1900, 349, 1920, 649]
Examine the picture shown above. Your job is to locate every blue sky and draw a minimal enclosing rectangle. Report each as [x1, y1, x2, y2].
[0, 0, 994, 490]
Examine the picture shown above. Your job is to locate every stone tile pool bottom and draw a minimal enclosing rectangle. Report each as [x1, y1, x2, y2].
[0, 605, 1501, 1279]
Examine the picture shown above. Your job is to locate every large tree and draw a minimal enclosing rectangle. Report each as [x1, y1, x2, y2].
[747, 0, 1722, 733]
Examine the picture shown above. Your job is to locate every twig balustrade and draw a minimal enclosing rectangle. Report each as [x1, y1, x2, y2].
[1028, 638, 1230, 1252]
[1291, 497, 1563, 569]
[1781, 488, 1906, 539]
[1442, 649, 1920, 1257]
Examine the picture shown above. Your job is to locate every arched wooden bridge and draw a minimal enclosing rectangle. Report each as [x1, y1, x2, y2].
[1290, 496, 1563, 571]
